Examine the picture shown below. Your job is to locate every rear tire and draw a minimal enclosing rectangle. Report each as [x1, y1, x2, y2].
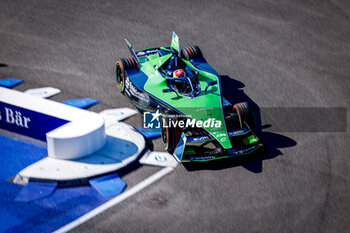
[160, 115, 182, 154]
[181, 46, 203, 61]
[115, 57, 139, 94]
[233, 102, 256, 131]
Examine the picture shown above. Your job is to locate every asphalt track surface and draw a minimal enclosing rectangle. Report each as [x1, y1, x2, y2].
[1, 0, 350, 232]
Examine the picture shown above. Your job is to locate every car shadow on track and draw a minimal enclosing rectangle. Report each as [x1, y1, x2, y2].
[0, 63, 8, 68]
[183, 75, 297, 173]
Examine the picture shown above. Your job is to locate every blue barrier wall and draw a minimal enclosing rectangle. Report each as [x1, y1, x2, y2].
[0, 101, 69, 141]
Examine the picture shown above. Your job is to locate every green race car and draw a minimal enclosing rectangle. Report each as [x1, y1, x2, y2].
[115, 32, 264, 162]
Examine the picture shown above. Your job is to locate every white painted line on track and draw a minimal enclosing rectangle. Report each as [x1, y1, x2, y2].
[54, 166, 174, 233]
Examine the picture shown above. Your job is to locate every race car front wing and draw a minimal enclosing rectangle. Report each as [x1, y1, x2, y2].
[175, 126, 264, 162]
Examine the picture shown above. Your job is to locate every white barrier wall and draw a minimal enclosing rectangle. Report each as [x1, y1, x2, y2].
[0, 87, 106, 160]
[47, 114, 106, 159]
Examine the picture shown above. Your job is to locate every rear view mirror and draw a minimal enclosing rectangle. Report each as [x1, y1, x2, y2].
[163, 88, 180, 98]
[205, 81, 217, 93]
[162, 89, 175, 93]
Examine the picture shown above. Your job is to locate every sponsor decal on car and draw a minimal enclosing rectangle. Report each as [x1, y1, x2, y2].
[189, 135, 211, 142]
[125, 78, 150, 103]
[137, 49, 158, 56]
[227, 128, 249, 136]
[190, 156, 217, 160]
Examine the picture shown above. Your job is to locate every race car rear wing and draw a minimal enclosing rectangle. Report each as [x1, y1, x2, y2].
[171, 31, 180, 53]
[125, 31, 179, 59]
[124, 38, 140, 62]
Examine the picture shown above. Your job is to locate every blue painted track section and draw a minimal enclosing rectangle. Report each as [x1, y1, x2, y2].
[89, 173, 126, 198]
[0, 134, 107, 233]
[62, 98, 99, 109]
[15, 182, 57, 202]
[136, 127, 161, 139]
[0, 78, 23, 88]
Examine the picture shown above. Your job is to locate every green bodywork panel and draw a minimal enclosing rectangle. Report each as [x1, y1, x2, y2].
[137, 47, 232, 149]
[243, 135, 259, 145]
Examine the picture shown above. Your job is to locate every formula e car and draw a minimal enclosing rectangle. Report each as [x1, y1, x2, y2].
[115, 32, 264, 162]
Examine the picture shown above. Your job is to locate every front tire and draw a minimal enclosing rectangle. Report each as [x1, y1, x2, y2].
[160, 115, 181, 154]
[233, 102, 256, 131]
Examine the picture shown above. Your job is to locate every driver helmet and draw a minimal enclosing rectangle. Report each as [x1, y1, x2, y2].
[173, 69, 186, 78]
